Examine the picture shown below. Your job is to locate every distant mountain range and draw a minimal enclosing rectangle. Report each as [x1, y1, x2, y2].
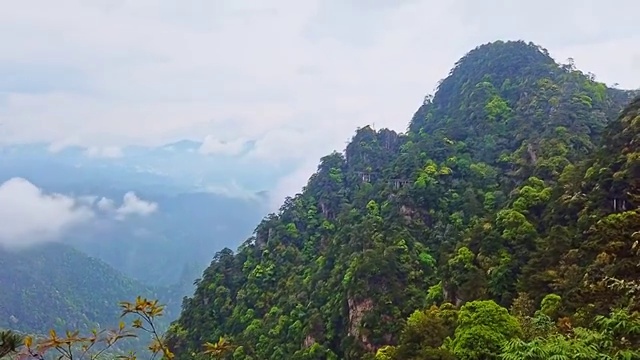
[0, 138, 286, 338]
[0, 138, 290, 284]
[0, 139, 295, 198]
[0, 138, 288, 287]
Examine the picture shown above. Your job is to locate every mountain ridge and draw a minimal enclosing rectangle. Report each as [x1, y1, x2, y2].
[0, 242, 155, 333]
[0, 139, 289, 199]
[165, 40, 639, 359]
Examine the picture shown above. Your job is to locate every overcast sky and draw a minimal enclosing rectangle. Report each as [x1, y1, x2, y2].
[1, 0, 639, 202]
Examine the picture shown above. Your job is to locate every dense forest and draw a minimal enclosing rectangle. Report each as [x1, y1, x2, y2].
[0, 242, 192, 335]
[165, 41, 640, 359]
[0, 243, 154, 333]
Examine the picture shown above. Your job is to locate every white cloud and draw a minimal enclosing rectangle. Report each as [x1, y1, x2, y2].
[95, 192, 158, 220]
[268, 160, 319, 211]
[0, 0, 639, 205]
[114, 192, 158, 220]
[199, 136, 246, 156]
[0, 178, 93, 247]
[77, 195, 98, 206]
[201, 181, 264, 202]
[0, 177, 161, 247]
[47, 138, 81, 153]
[84, 146, 123, 158]
[246, 128, 310, 162]
[96, 197, 115, 212]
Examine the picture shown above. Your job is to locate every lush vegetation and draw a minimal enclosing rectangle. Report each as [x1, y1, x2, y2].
[164, 40, 640, 359]
[0, 243, 158, 334]
[1, 297, 236, 360]
[1, 297, 183, 360]
[2, 40, 638, 359]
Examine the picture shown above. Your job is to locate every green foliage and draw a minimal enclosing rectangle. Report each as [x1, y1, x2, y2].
[383, 303, 457, 359]
[501, 307, 640, 359]
[5, 297, 185, 360]
[0, 330, 22, 358]
[0, 243, 165, 335]
[449, 300, 521, 359]
[166, 40, 639, 359]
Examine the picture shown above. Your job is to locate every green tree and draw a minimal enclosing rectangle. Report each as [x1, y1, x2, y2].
[449, 300, 521, 359]
[0, 330, 22, 358]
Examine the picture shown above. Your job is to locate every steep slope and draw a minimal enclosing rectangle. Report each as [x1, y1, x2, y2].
[166, 40, 636, 359]
[378, 93, 640, 360]
[521, 94, 640, 314]
[0, 242, 155, 334]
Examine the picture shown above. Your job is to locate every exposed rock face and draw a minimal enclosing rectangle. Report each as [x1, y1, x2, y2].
[347, 297, 375, 351]
[399, 205, 415, 222]
[443, 284, 463, 307]
[527, 142, 538, 164]
[303, 335, 316, 348]
[399, 204, 432, 226]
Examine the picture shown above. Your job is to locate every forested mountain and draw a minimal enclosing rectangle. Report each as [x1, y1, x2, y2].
[166, 40, 640, 359]
[0, 242, 156, 334]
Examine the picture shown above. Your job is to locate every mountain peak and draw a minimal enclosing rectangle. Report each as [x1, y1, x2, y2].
[433, 40, 556, 108]
[160, 139, 202, 151]
[452, 40, 554, 73]
[408, 39, 623, 164]
[166, 41, 639, 359]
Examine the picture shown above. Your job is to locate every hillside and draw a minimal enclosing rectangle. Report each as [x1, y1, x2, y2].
[0, 242, 155, 334]
[165, 40, 640, 359]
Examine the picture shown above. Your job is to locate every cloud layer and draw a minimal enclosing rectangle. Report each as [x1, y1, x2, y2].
[1, 0, 639, 206]
[0, 178, 158, 247]
[107, 192, 159, 220]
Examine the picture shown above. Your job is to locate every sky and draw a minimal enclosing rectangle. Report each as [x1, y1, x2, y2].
[0, 0, 639, 220]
